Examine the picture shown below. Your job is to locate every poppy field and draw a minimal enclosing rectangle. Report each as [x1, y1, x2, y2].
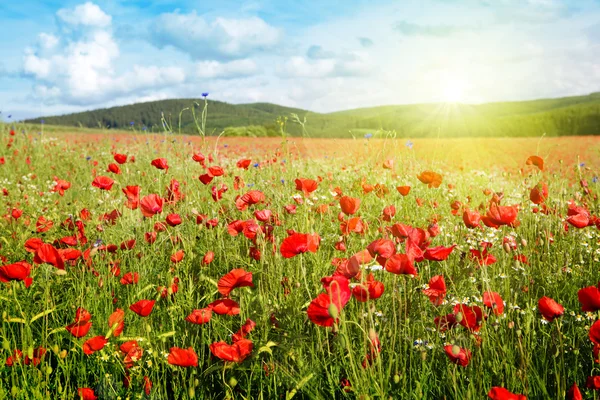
[2, 126, 600, 400]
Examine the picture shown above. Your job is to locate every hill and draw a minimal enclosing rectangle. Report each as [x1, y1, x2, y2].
[23, 93, 600, 138]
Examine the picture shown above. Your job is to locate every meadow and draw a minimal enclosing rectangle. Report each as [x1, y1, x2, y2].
[1, 124, 600, 399]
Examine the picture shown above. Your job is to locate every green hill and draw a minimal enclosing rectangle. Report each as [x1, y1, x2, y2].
[23, 92, 600, 138]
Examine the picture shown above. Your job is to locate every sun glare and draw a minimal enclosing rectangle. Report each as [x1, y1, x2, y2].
[442, 79, 466, 103]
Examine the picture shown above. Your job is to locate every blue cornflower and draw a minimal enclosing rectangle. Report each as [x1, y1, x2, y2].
[142, 126, 147, 131]
[593, 176, 598, 183]
[202, 92, 209, 97]
[130, 121, 135, 126]
[224, 144, 228, 147]
[247, 183, 254, 187]
[253, 163, 259, 168]
[85, 156, 92, 161]
[281, 179, 285, 184]
[40, 119, 45, 124]
[580, 162, 585, 167]
[364, 133, 373, 139]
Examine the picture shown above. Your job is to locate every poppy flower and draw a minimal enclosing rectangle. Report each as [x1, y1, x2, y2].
[537, 296, 564, 322]
[566, 383, 582, 400]
[210, 339, 253, 363]
[530, 182, 548, 204]
[108, 308, 125, 337]
[129, 300, 155, 317]
[525, 155, 544, 171]
[237, 159, 251, 169]
[0, 261, 32, 284]
[83, 336, 108, 355]
[483, 291, 504, 315]
[444, 345, 471, 367]
[218, 268, 254, 297]
[396, 186, 411, 196]
[114, 153, 127, 164]
[5, 349, 23, 367]
[78, 388, 98, 400]
[208, 165, 224, 176]
[120, 272, 139, 285]
[339, 196, 361, 215]
[66, 308, 93, 338]
[34, 243, 65, 270]
[120, 341, 143, 368]
[192, 152, 205, 164]
[232, 319, 256, 342]
[186, 307, 213, 325]
[209, 299, 241, 315]
[423, 275, 446, 306]
[199, 173, 214, 185]
[367, 238, 396, 263]
[469, 243, 497, 267]
[166, 213, 182, 227]
[453, 304, 485, 331]
[143, 376, 152, 395]
[202, 251, 215, 265]
[36, 216, 54, 233]
[24, 347, 46, 366]
[417, 171, 443, 188]
[122, 186, 140, 209]
[280, 233, 321, 258]
[140, 194, 163, 217]
[295, 178, 318, 196]
[340, 217, 368, 235]
[385, 254, 417, 276]
[482, 203, 519, 229]
[424, 245, 456, 261]
[167, 347, 198, 367]
[351, 274, 385, 302]
[52, 177, 71, 196]
[25, 238, 44, 253]
[151, 158, 169, 172]
[487, 387, 527, 400]
[170, 250, 185, 263]
[590, 320, 600, 345]
[578, 284, 600, 311]
[107, 163, 121, 174]
[567, 202, 591, 228]
[92, 176, 114, 190]
[587, 376, 600, 390]
[235, 190, 266, 211]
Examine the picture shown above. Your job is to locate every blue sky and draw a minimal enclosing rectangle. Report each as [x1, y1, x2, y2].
[1, 0, 600, 120]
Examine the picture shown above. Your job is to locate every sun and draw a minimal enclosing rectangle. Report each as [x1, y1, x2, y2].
[442, 79, 466, 103]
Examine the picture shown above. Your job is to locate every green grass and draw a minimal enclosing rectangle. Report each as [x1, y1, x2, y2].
[0, 124, 600, 399]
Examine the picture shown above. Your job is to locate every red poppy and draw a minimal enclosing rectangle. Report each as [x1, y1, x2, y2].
[423, 275, 446, 306]
[167, 347, 198, 367]
[367, 238, 396, 263]
[396, 186, 411, 196]
[339, 196, 361, 215]
[351, 274, 385, 302]
[578, 284, 600, 311]
[210, 339, 253, 362]
[218, 268, 254, 297]
[202, 251, 215, 265]
[587, 376, 600, 390]
[482, 203, 519, 229]
[199, 173, 214, 185]
[151, 158, 169, 172]
[453, 304, 485, 331]
[444, 345, 471, 367]
[537, 296, 564, 322]
[34, 243, 65, 270]
[487, 387, 527, 400]
[295, 178, 318, 196]
[385, 254, 417, 276]
[192, 152, 205, 164]
[424, 245, 456, 261]
[120, 272, 139, 285]
[92, 176, 114, 190]
[171, 250, 185, 263]
[24, 346, 46, 366]
[209, 298, 241, 315]
[36, 216, 54, 233]
[83, 336, 108, 355]
[525, 155, 544, 171]
[66, 308, 93, 338]
[108, 308, 125, 337]
[78, 388, 98, 400]
[280, 233, 321, 258]
[232, 319, 256, 342]
[566, 383, 582, 400]
[143, 376, 152, 395]
[590, 320, 600, 345]
[5, 349, 23, 367]
[530, 182, 548, 204]
[0, 261, 32, 285]
[166, 213, 182, 227]
[107, 163, 121, 174]
[140, 194, 163, 217]
[129, 300, 155, 317]
[567, 202, 591, 228]
[122, 186, 140, 209]
[114, 153, 127, 164]
[237, 159, 251, 169]
[483, 291, 504, 315]
[235, 190, 266, 211]
[417, 171, 443, 188]
[469, 242, 497, 267]
[340, 217, 368, 235]
[186, 307, 212, 324]
[52, 177, 71, 196]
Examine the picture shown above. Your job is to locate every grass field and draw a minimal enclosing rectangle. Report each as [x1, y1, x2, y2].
[1, 125, 600, 399]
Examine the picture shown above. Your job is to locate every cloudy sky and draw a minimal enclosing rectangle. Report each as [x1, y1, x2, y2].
[1, 0, 599, 120]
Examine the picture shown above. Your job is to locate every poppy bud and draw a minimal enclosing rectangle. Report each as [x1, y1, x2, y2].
[451, 345, 460, 356]
[393, 374, 400, 384]
[188, 387, 196, 398]
[502, 242, 512, 253]
[229, 377, 238, 387]
[328, 303, 339, 320]
[52, 345, 59, 354]
[455, 312, 463, 323]
[521, 239, 527, 247]
[59, 350, 67, 359]
[11, 387, 19, 397]
[27, 346, 34, 360]
[146, 323, 152, 333]
[2, 340, 9, 350]
[194, 379, 199, 387]
[45, 366, 53, 375]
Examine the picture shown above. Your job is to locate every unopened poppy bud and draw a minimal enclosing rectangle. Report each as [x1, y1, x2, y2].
[52, 344, 59, 354]
[145, 323, 152, 333]
[328, 303, 339, 320]
[2, 311, 6, 320]
[516, 329, 522, 337]
[194, 379, 199, 387]
[2, 340, 9, 351]
[539, 239, 544, 247]
[45, 366, 52, 375]
[393, 373, 400, 384]
[502, 242, 512, 253]
[11, 387, 19, 396]
[228, 377, 238, 387]
[27, 346, 34, 360]
[455, 312, 463, 323]
[55, 269, 67, 276]
[421, 351, 427, 361]
[521, 239, 527, 247]
[59, 350, 67, 359]
[451, 345, 460, 356]
[508, 321, 515, 329]
[188, 387, 195, 398]
[167, 287, 173, 296]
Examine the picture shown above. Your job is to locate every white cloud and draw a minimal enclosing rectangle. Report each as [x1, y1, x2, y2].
[149, 12, 281, 60]
[195, 59, 259, 79]
[278, 50, 372, 79]
[56, 2, 112, 28]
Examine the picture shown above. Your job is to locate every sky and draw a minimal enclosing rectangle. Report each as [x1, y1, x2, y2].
[1, 0, 600, 120]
